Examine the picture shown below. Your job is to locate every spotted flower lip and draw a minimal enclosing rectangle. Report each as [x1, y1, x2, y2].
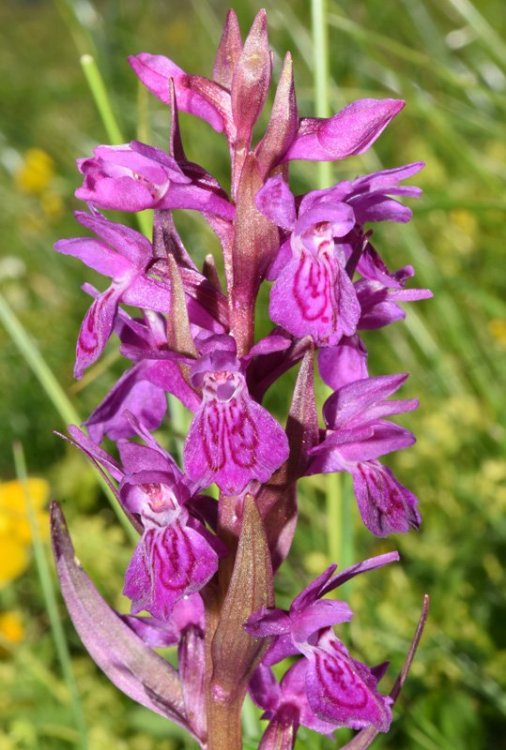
[256, 175, 360, 346]
[184, 335, 290, 494]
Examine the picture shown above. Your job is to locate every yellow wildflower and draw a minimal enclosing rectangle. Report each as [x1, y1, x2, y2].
[14, 149, 55, 195]
[0, 479, 49, 587]
[489, 318, 506, 347]
[0, 612, 24, 644]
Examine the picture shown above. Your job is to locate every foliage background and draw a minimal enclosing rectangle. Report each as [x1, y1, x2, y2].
[0, 0, 505, 747]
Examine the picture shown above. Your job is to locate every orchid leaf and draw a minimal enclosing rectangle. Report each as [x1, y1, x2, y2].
[211, 494, 274, 696]
[50, 502, 193, 736]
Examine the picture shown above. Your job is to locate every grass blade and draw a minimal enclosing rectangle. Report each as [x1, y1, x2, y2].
[13, 442, 88, 750]
[0, 292, 137, 542]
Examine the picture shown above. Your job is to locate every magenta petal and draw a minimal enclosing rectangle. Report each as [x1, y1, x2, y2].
[76, 167, 165, 211]
[350, 162, 424, 192]
[322, 552, 400, 595]
[322, 374, 409, 429]
[55, 236, 132, 278]
[318, 336, 368, 390]
[295, 203, 355, 239]
[129, 53, 227, 132]
[184, 391, 289, 494]
[283, 99, 405, 162]
[263, 633, 300, 667]
[269, 251, 361, 346]
[305, 633, 392, 730]
[281, 660, 338, 735]
[256, 175, 297, 230]
[73, 210, 152, 266]
[266, 239, 292, 281]
[338, 423, 415, 462]
[75, 285, 122, 378]
[291, 565, 336, 612]
[351, 461, 421, 537]
[290, 600, 353, 644]
[85, 363, 168, 443]
[245, 607, 291, 638]
[124, 524, 218, 621]
[249, 664, 281, 713]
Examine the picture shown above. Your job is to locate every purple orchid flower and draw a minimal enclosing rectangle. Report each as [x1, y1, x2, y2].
[52, 12, 431, 749]
[246, 554, 398, 738]
[55, 212, 171, 378]
[308, 374, 421, 535]
[256, 175, 360, 346]
[255, 164, 423, 347]
[184, 334, 290, 494]
[76, 141, 234, 219]
[64, 422, 222, 621]
[119, 441, 221, 621]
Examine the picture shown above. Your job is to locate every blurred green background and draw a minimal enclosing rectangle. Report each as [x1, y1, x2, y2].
[1, 0, 506, 748]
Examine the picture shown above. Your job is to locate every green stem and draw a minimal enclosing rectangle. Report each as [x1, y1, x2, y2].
[13, 442, 88, 750]
[311, 0, 332, 188]
[311, 1, 354, 572]
[326, 470, 342, 564]
[80, 54, 152, 239]
[0, 293, 79, 427]
[0, 293, 137, 543]
[80, 54, 123, 145]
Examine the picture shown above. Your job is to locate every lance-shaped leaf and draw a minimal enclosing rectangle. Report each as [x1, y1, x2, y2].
[231, 9, 272, 147]
[213, 9, 242, 88]
[231, 153, 278, 354]
[256, 350, 318, 569]
[338, 595, 430, 750]
[211, 495, 274, 698]
[256, 52, 298, 178]
[50, 502, 194, 735]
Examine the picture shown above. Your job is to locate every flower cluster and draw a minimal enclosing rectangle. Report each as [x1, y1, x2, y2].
[51, 11, 430, 750]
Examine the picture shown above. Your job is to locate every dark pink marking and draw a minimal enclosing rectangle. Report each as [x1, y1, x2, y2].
[314, 650, 369, 711]
[292, 251, 338, 332]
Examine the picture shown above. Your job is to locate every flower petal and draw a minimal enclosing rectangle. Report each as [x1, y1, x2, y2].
[283, 99, 404, 162]
[351, 461, 421, 536]
[124, 524, 218, 620]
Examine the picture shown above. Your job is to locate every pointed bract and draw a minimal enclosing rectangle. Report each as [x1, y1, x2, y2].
[231, 10, 272, 146]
